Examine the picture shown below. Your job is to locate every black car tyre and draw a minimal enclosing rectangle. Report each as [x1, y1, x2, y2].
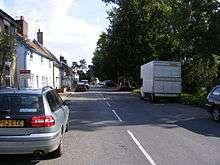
[52, 133, 64, 158]
[212, 108, 220, 121]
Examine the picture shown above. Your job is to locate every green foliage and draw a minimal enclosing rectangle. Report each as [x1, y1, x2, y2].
[180, 92, 207, 107]
[95, 0, 220, 93]
[0, 32, 16, 85]
[132, 88, 141, 95]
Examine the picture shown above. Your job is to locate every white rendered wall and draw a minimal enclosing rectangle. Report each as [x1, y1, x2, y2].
[26, 52, 54, 89]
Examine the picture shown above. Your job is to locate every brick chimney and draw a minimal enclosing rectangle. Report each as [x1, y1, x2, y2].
[37, 29, 43, 45]
[16, 16, 28, 37]
[60, 56, 64, 62]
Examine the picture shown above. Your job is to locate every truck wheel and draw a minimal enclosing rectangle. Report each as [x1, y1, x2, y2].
[150, 94, 158, 103]
[212, 108, 220, 121]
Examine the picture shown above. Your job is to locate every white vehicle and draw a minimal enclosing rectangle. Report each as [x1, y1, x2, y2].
[140, 61, 182, 102]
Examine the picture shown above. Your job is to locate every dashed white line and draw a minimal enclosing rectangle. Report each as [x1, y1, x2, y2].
[112, 110, 122, 122]
[127, 130, 157, 165]
[106, 101, 111, 107]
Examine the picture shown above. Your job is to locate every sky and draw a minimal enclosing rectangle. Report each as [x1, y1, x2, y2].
[0, 0, 113, 65]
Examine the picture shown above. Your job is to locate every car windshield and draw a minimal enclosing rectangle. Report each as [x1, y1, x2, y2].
[0, 94, 43, 115]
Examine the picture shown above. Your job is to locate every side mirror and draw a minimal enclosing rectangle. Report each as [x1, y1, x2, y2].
[63, 101, 67, 106]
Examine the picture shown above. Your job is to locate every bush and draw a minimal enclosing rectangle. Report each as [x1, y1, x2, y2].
[132, 88, 141, 95]
[180, 92, 207, 107]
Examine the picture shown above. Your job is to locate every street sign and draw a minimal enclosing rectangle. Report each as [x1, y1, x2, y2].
[20, 70, 31, 79]
[20, 70, 31, 74]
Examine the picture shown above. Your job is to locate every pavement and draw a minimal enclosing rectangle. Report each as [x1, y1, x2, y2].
[0, 87, 219, 165]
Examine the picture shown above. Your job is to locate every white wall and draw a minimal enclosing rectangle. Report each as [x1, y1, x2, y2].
[54, 65, 61, 89]
[16, 45, 55, 89]
[26, 52, 53, 88]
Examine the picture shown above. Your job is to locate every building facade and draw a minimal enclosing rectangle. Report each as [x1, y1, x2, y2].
[0, 9, 19, 87]
[16, 16, 61, 89]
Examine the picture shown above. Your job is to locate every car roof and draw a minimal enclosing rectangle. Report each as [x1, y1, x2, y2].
[0, 88, 52, 95]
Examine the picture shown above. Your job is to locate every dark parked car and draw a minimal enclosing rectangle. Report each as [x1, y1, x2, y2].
[0, 86, 69, 157]
[103, 80, 117, 87]
[80, 80, 90, 89]
[206, 85, 220, 121]
[75, 82, 87, 92]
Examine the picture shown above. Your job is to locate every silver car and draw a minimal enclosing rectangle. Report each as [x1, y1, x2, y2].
[0, 86, 69, 157]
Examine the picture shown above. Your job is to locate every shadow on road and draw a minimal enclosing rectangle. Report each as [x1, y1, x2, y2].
[66, 87, 220, 138]
[0, 153, 59, 164]
[0, 155, 39, 165]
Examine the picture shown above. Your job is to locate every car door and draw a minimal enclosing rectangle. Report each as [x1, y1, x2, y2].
[53, 91, 69, 127]
[46, 91, 65, 131]
[209, 87, 220, 106]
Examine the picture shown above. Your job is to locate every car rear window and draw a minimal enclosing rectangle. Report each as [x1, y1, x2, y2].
[0, 94, 44, 115]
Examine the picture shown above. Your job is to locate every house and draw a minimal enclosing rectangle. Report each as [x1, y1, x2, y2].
[0, 9, 19, 87]
[60, 56, 75, 91]
[16, 16, 61, 89]
[0, 9, 18, 34]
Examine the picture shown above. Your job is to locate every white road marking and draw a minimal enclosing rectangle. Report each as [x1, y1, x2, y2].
[112, 110, 122, 122]
[127, 130, 157, 165]
[106, 101, 111, 107]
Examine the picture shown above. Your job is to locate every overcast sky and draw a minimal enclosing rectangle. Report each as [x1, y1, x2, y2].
[0, 0, 112, 65]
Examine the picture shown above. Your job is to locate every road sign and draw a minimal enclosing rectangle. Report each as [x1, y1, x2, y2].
[20, 70, 31, 74]
[20, 70, 31, 79]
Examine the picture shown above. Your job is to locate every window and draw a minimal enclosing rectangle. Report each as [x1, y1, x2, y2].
[212, 88, 220, 96]
[42, 76, 45, 86]
[0, 94, 43, 115]
[36, 76, 39, 88]
[30, 53, 33, 61]
[46, 77, 48, 86]
[52, 90, 63, 107]
[46, 91, 62, 112]
[41, 56, 43, 63]
[46, 92, 57, 112]
[49, 61, 52, 68]
[4, 25, 9, 34]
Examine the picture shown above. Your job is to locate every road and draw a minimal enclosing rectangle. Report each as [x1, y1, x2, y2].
[1, 87, 220, 165]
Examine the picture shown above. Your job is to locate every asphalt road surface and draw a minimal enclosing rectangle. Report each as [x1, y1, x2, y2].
[1, 87, 220, 165]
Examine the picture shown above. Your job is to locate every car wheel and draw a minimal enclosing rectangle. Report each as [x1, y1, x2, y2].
[212, 108, 220, 121]
[52, 133, 64, 158]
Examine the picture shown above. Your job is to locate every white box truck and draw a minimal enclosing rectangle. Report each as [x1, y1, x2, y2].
[140, 61, 181, 102]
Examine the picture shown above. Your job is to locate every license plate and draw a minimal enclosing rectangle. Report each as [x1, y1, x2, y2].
[0, 120, 24, 127]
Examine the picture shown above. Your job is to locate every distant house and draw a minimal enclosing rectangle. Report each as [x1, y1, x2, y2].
[0, 9, 19, 87]
[0, 9, 18, 34]
[60, 56, 76, 91]
[16, 16, 61, 89]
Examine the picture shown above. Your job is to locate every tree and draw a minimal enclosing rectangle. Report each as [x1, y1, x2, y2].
[0, 32, 16, 86]
[79, 59, 87, 70]
[96, 0, 220, 93]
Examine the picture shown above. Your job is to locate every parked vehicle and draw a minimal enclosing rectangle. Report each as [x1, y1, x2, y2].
[0, 86, 69, 157]
[140, 61, 182, 102]
[103, 80, 117, 87]
[206, 85, 220, 121]
[80, 80, 90, 89]
[75, 82, 87, 92]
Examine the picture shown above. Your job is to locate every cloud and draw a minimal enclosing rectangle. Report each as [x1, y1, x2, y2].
[0, 0, 104, 65]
